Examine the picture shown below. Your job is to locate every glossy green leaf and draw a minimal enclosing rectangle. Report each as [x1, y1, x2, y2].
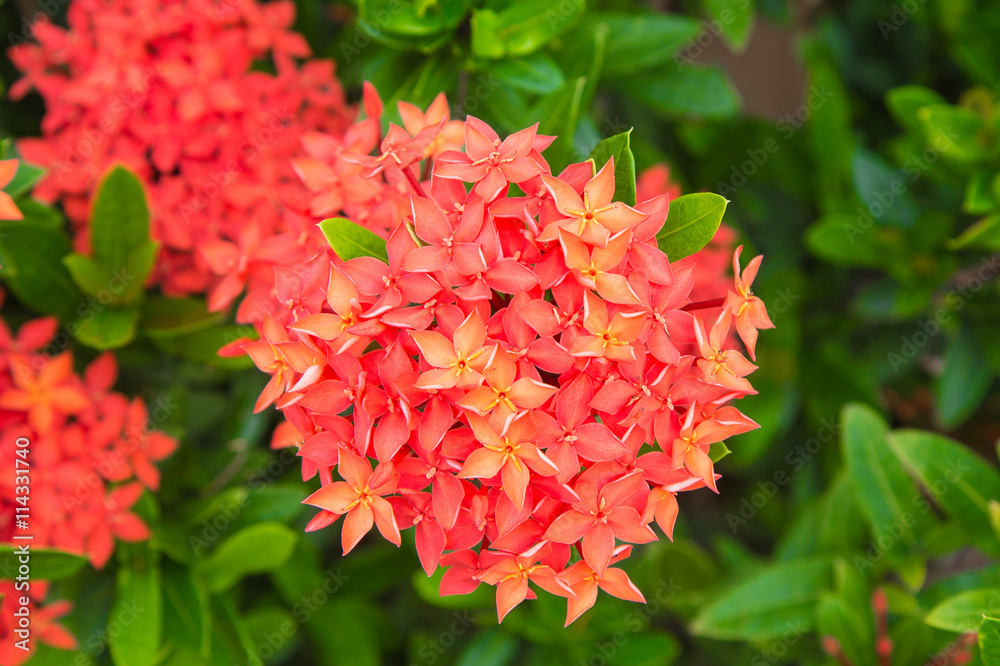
[917, 105, 989, 163]
[0, 222, 84, 321]
[90, 166, 151, 273]
[471, 0, 585, 59]
[980, 616, 1000, 666]
[709, 440, 731, 463]
[0, 545, 88, 580]
[491, 53, 566, 94]
[141, 297, 224, 338]
[587, 12, 701, 73]
[935, 327, 994, 428]
[690, 558, 833, 640]
[656, 192, 728, 260]
[319, 217, 389, 262]
[109, 542, 162, 666]
[72, 306, 141, 351]
[196, 523, 297, 593]
[358, 0, 470, 37]
[587, 129, 636, 206]
[926, 588, 1000, 633]
[842, 404, 925, 555]
[888, 429, 1000, 555]
[886, 85, 946, 131]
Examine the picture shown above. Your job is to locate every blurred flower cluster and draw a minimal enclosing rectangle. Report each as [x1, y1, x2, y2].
[8, 0, 353, 309]
[0, 291, 178, 663]
[245, 89, 772, 624]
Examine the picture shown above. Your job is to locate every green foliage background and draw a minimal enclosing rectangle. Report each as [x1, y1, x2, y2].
[4, 0, 1000, 664]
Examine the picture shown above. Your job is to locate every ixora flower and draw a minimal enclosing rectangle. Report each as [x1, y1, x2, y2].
[243, 87, 772, 624]
[7, 0, 353, 310]
[0, 291, 178, 663]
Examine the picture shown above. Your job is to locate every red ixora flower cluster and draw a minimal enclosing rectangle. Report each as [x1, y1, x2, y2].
[246, 91, 773, 624]
[0, 292, 178, 662]
[8, 0, 353, 309]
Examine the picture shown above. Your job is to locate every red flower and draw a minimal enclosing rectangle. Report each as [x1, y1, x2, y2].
[244, 101, 771, 623]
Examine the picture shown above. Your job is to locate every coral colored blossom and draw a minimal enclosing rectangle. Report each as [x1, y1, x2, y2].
[8, 0, 353, 312]
[247, 87, 771, 624]
[0, 292, 178, 659]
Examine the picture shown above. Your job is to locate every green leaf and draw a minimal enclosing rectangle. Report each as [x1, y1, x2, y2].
[709, 440, 731, 463]
[352, 18, 453, 53]
[455, 630, 518, 666]
[0, 545, 88, 580]
[615, 65, 741, 119]
[490, 53, 565, 94]
[0, 222, 84, 320]
[109, 542, 162, 666]
[656, 192, 728, 260]
[587, 12, 701, 74]
[319, 217, 389, 263]
[803, 46, 854, 213]
[917, 105, 990, 164]
[851, 147, 918, 228]
[926, 588, 1000, 633]
[119, 239, 159, 303]
[963, 172, 994, 214]
[141, 297, 224, 338]
[72, 306, 141, 351]
[3, 161, 44, 199]
[888, 429, 1000, 555]
[471, 0, 585, 59]
[841, 403, 925, 556]
[935, 327, 994, 428]
[886, 85, 946, 131]
[587, 130, 636, 206]
[804, 214, 898, 268]
[196, 523, 297, 593]
[412, 567, 497, 610]
[64, 253, 116, 298]
[90, 166, 151, 272]
[162, 560, 211, 658]
[358, 0, 470, 36]
[980, 616, 1000, 666]
[990, 500, 1000, 541]
[702, 0, 756, 51]
[690, 558, 833, 640]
